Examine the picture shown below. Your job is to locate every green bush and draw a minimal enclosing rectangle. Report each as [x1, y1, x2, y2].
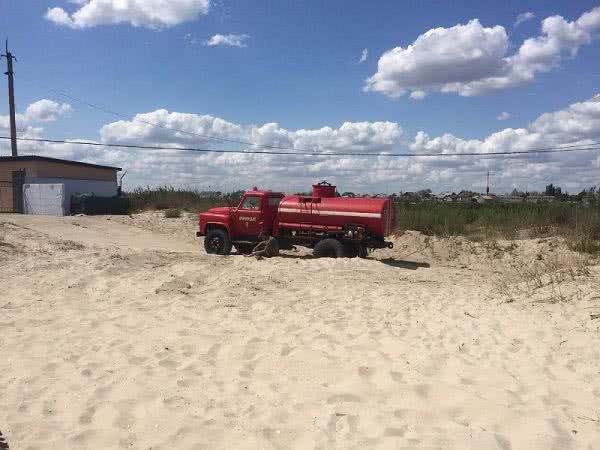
[71, 194, 129, 215]
[125, 186, 239, 213]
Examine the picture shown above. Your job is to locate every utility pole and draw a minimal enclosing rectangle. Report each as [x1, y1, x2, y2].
[486, 170, 490, 195]
[1, 40, 18, 156]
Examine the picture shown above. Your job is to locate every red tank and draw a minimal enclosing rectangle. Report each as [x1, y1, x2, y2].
[277, 184, 395, 238]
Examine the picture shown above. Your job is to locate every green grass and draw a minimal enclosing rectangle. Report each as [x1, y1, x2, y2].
[125, 187, 600, 254]
[126, 186, 235, 212]
[395, 202, 600, 253]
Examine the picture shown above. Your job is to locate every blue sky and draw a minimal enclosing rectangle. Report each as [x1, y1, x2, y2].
[1, 1, 600, 193]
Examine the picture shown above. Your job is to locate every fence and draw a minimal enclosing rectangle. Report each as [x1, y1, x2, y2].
[0, 180, 16, 213]
[0, 171, 24, 213]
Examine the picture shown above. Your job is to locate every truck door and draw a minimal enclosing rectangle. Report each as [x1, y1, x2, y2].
[233, 195, 263, 238]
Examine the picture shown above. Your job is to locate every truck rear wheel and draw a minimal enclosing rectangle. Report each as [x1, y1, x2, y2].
[204, 229, 232, 255]
[313, 238, 346, 258]
[357, 245, 368, 258]
[342, 242, 359, 258]
[341, 242, 368, 258]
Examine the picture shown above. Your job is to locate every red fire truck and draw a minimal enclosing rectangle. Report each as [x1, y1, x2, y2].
[197, 182, 395, 257]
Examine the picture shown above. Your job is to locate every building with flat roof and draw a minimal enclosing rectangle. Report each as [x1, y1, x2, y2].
[0, 155, 121, 214]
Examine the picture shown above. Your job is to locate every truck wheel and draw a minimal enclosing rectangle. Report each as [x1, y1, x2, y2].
[342, 242, 359, 258]
[357, 245, 368, 258]
[313, 239, 345, 258]
[204, 229, 232, 255]
[234, 243, 254, 255]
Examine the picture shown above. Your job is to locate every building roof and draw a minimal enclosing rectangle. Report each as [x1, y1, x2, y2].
[0, 155, 121, 171]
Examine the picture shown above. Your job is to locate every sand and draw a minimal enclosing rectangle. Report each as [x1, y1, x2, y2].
[1, 211, 600, 449]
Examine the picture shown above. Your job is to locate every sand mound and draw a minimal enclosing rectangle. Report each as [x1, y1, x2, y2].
[1, 213, 599, 449]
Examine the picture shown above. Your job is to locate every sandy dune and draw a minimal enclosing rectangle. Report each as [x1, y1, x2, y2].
[1, 212, 600, 449]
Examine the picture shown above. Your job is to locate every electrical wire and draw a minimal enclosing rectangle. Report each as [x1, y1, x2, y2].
[19, 77, 329, 153]
[17, 77, 600, 157]
[3, 135, 600, 158]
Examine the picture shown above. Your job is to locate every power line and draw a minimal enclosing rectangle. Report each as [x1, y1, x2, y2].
[3, 135, 600, 158]
[20, 77, 326, 153]
[19, 77, 600, 157]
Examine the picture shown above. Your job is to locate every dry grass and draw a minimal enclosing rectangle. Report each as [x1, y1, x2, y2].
[495, 252, 592, 304]
[164, 208, 182, 219]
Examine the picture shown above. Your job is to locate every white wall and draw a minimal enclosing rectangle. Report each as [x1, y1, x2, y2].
[31, 177, 118, 199]
[23, 183, 66, 216]
[23, 178, 118, 215]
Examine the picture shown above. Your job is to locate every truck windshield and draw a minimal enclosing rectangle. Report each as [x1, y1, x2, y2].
[240, 196, 261, 210]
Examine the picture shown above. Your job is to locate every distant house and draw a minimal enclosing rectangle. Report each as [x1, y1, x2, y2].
[456, 190, 477, 202]
[400, 191, 419, 201]
[434, 192, 456, 202]
[0, 155, 121, 215]
[475, 194, 496, 204]
[499, 196, 524, 203]
[526, 195, 556, 203]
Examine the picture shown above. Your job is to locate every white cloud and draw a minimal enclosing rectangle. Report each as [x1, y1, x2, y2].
[100, 110, 403, 153]
[92, 95, 600, 192]
[410, 90, 426, 100]
[515, 12, 535, 27]
[100, 109, 245, 145]
[25, 100, 72, 122]
[529, 95, 600, 141]
[366, 7, 600, 98]
[4, 96, 600, 194]
[0, 100, 73, 158]
[407, 94, 600, 191]
[359, 48, 368, 63]
[45, 0, 210, 29]
[0, 99, 72, 143]
[203, 33, 249, 48]
[184, 33, 198, 45]
[46, 7, 74, 27]
[497, 112, 511, 121]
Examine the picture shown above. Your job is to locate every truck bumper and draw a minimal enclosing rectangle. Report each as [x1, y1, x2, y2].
[367, 239, 393, 249]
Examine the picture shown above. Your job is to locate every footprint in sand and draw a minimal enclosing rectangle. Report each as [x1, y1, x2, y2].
[383, 426, 408, 437]
[390, 370, 404, 383]
[280, 344, 294, 356]
[158, 358, 180, 369]
[327, 393, 363, 404]
[358, 366, 374, 381]
[205, 343, 221, 365]
[326, 414, 359, 443]
[413, 384, 431, 398]
[78, 406, 96, 425]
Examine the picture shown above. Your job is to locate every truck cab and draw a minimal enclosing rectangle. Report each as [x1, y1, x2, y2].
[197, 189, 284, 255]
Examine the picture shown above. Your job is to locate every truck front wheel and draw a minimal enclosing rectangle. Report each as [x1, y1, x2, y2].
[204, 229, 232, 255]
[313, 238, 346, 258]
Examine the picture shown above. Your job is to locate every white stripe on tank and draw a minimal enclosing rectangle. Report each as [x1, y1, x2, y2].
[278, 208, 381, 219]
